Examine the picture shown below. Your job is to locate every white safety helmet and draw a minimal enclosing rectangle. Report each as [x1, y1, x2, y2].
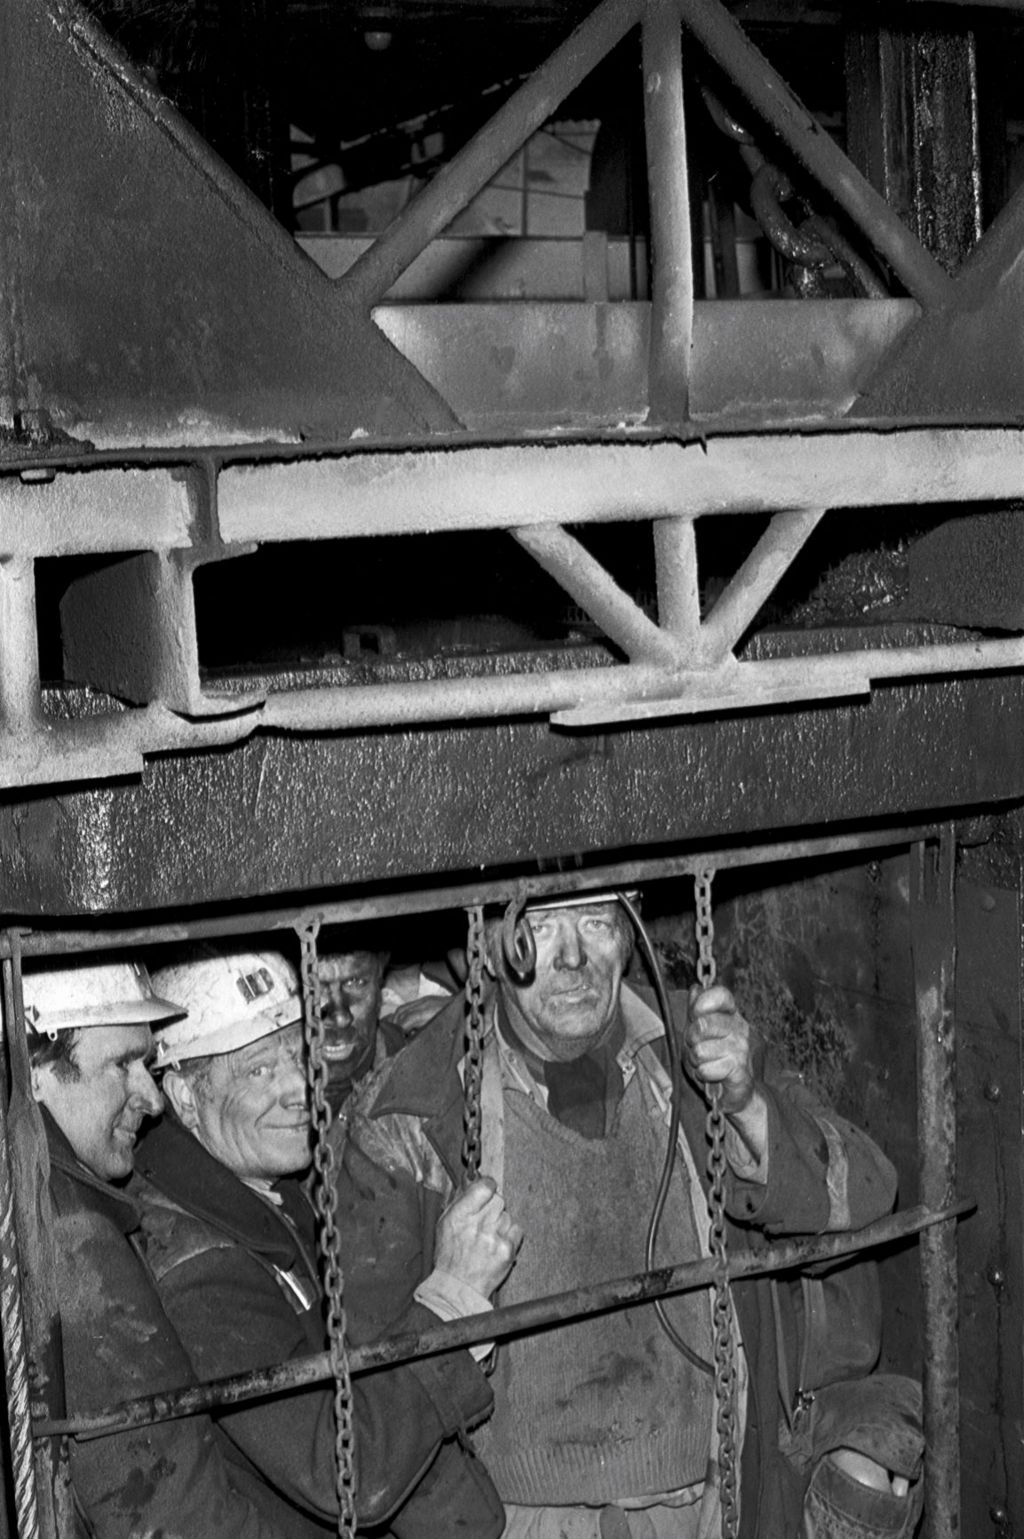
[152, 945, 303, 1068]
[22, 959, 183, 1040]
[523, 889, 639, 913]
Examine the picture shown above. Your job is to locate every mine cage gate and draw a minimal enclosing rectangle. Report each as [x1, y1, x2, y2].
[3, 0, 1024, 1531]
[0, 826, 989, 1539]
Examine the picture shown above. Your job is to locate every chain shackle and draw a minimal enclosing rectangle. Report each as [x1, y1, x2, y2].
[462, 905, 487, 1181]
[692, 871, 739, 1539]
[298, 920, 357, 1537]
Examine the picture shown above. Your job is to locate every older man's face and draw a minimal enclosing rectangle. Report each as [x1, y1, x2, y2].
[184, 1022, 311, 1182]
[503, 903, 630, 1062]
[32, 1024, 163, 1181]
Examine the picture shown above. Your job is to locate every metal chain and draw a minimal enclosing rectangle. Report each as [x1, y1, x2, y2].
[298, 920, 357, 1537]
[694, 871, 739, 1539]
[462, 904, 486, 1180]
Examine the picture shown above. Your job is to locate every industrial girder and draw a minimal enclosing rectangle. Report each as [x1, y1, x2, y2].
[0, 0, 1021, 809]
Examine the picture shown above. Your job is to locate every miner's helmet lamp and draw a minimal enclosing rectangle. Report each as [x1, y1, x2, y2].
[151, 945, 303, 1069]
[499, 888, 641, 981]
[21, 959, 183, 1040]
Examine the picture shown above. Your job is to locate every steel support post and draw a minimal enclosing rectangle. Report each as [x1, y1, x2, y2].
[845, 15, 981, 277]
[0, 561, 39, 738]
[653, 518, 701, 652]
[910, 831, 960, 1539]
[642, 0, 693, 421]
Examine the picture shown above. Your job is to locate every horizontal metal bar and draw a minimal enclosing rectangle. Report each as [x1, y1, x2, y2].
[261, 633, 1024, 731]
[0, 703, 259, 792]
[2, 822, 945, 959]
[6, 629, 1021, 791]
[0, 469, 192, 558]
[217, 430, 1024, 544]
[36, 1200, 971, 1440]
[675, 0, 954, 308]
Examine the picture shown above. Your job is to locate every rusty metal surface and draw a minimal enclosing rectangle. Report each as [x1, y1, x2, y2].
[951, 869, 1024, 1533]
[0, 823, 946, 959]
[845, 22, 981, 278]
[0, 0, 456, 450]
[2, 670, 1024, 915]
[910, 833, 960, 1539]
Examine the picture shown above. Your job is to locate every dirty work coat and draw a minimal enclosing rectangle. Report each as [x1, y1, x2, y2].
[133, 1114, 500, 1536]
[336, 985, 900, 1539]
[44, 1110, 311, 1538]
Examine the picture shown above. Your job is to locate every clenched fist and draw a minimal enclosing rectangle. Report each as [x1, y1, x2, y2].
[682, 983, 755, 1115]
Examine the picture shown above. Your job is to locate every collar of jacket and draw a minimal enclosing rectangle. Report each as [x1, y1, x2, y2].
[42, 1106, 140, 1236]
[367, 980, 693, 1186]
[134, 1113, 305, 1271]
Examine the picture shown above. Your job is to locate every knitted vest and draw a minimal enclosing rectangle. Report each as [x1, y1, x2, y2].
[474, 1070, 715, 1505]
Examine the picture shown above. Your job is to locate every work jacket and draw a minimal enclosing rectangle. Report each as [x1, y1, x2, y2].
[43, 1111, 308, 1538]
[133, 1114, 498, 1535]
[336, 984, 900, 1539]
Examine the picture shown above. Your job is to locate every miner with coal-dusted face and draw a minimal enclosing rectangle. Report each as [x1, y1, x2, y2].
[335, 891, 925, 1539]
[24, 956, 304, 1539]
[132, 942, 521, 1536]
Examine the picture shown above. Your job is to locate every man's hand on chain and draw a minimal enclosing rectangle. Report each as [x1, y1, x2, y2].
[683, 984, 755, 1113]
[684, 984, 769, 1174]
[434, 1177, 523, 1298]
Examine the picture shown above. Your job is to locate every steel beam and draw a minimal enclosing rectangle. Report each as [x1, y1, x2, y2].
[1, 669, 1023, 915]
[0, 823, 947, 959]
[216, 430, 1024, 543]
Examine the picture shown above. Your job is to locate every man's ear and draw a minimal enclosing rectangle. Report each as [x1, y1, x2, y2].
[29, 1062, 46, 1104]
[162, 1069, 199, 1130]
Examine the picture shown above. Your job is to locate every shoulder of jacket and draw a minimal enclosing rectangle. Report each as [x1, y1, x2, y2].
[133, 1176, 235, 1284]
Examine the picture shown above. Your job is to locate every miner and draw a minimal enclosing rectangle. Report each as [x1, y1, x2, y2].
[133, 942, 520, 1536]
[337, 891, 924, 1539]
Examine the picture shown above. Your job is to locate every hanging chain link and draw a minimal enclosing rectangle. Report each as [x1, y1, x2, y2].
[298, 920, 357, 1537]
[694, 871, 739, 1539]
[462, 905, 486, 1181]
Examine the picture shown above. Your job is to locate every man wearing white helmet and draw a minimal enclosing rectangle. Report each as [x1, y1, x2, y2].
[24, 956, 309, 1538]
[133, 942, 521, 1538]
